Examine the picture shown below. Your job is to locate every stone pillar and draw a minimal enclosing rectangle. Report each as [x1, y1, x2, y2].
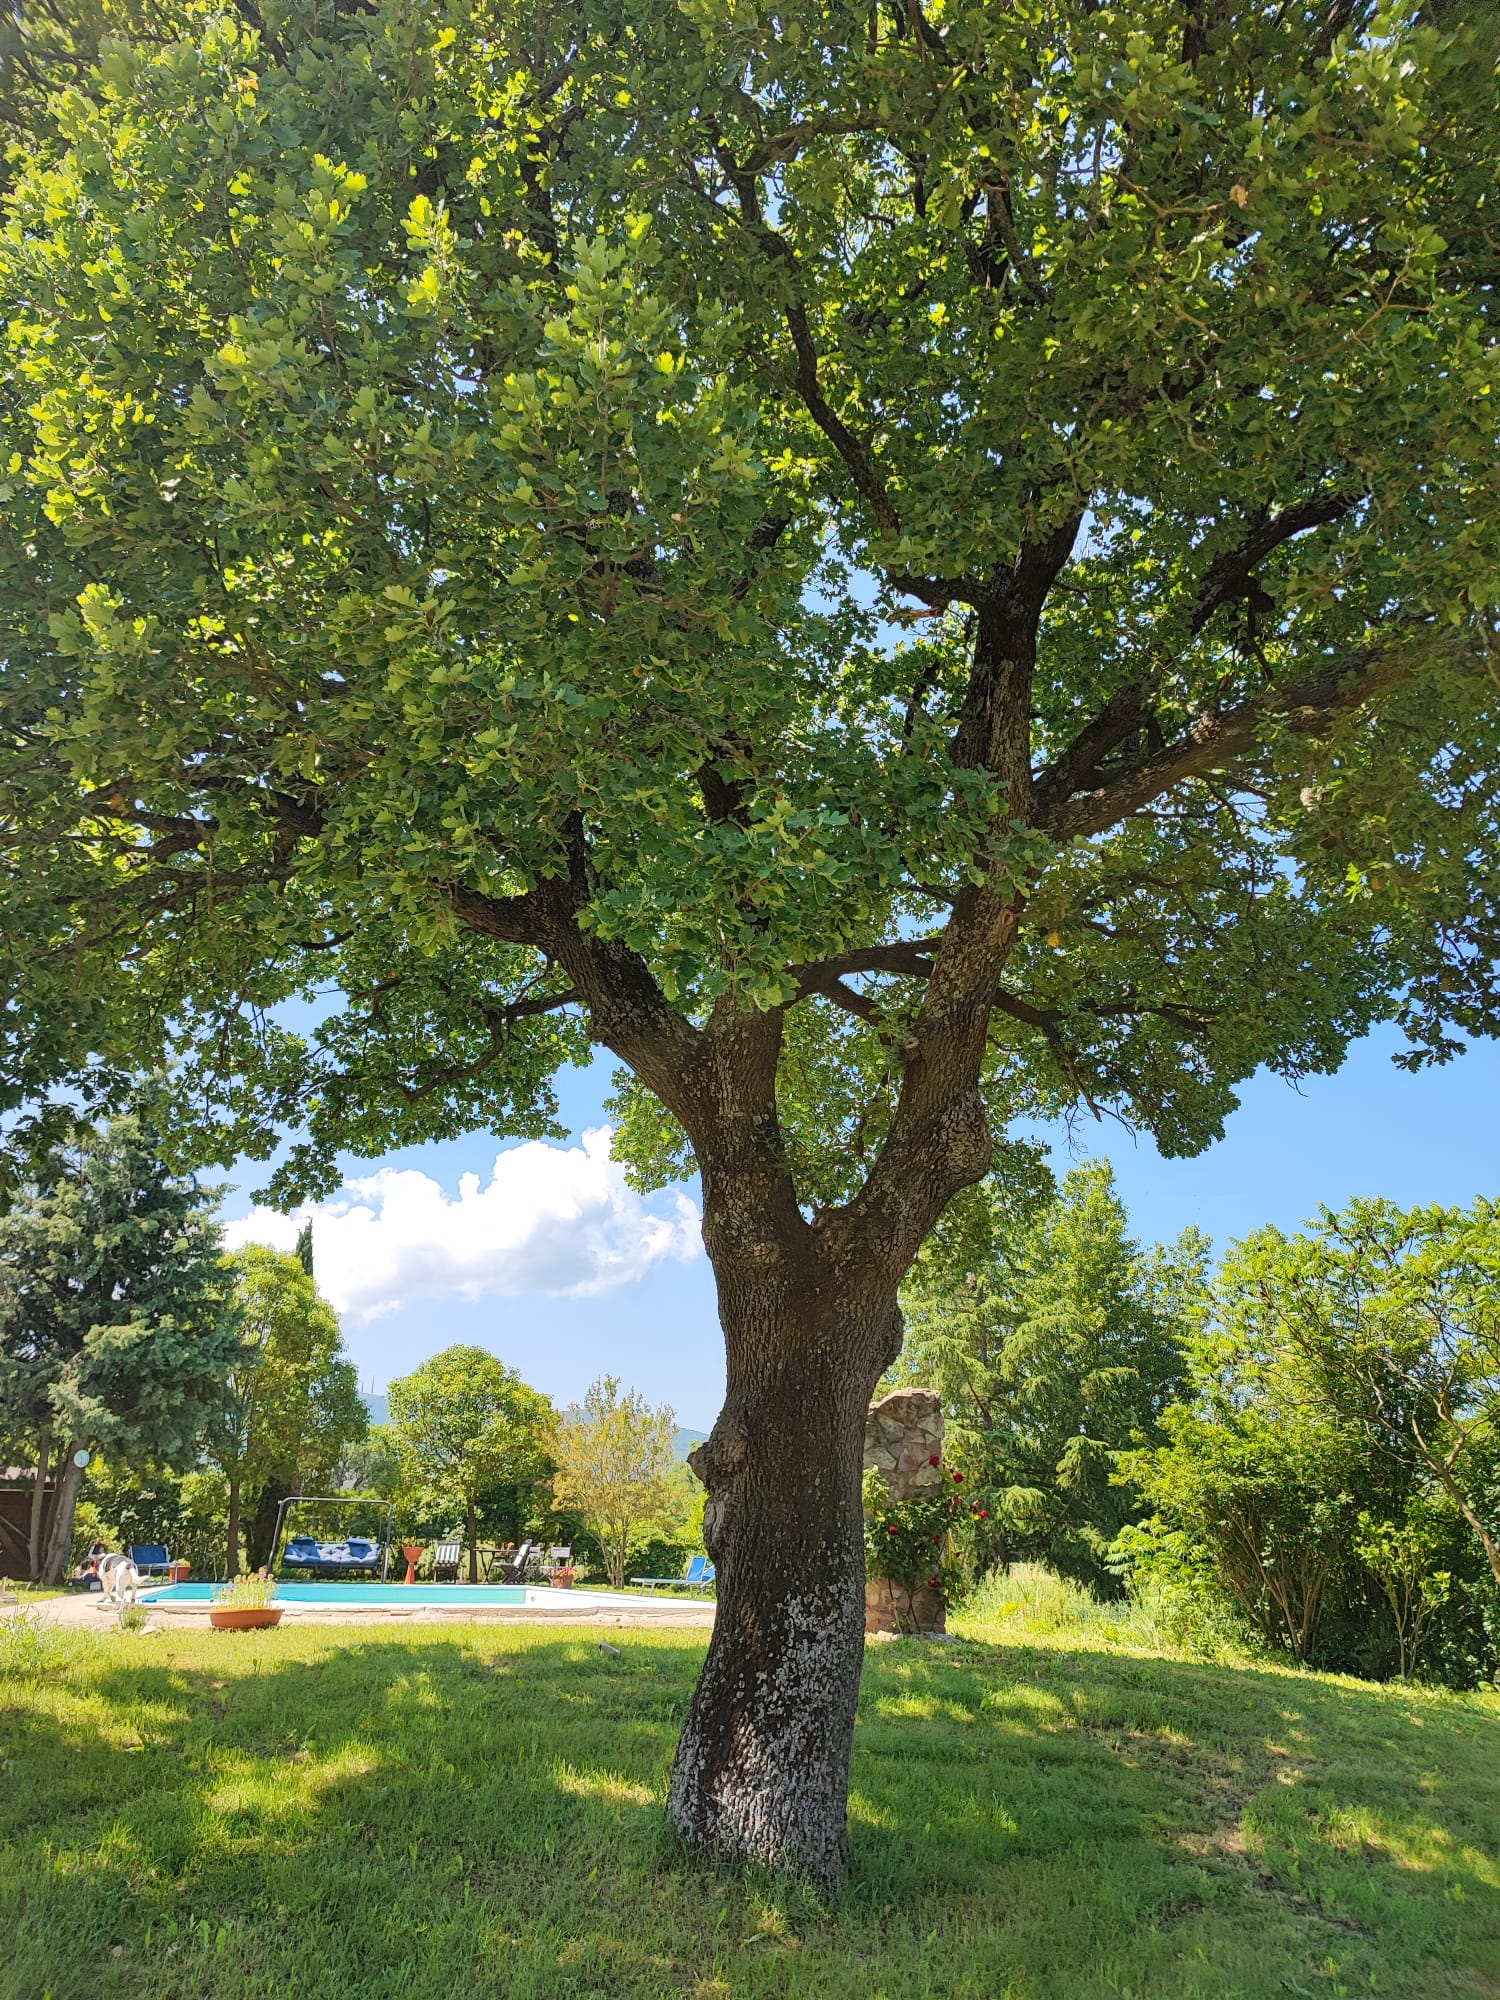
[863, 1387, 946, 1635]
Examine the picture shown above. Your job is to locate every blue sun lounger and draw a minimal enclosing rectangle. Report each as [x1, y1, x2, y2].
[629, 1554, 716, 1594]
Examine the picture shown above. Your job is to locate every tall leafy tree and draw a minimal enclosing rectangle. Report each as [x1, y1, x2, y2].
[386, 1346, 555, 1581]
[0, 2, 1498, 1874]
[553, 1375, 688, 1589]
[1217, 1199, 1500, 1585]
[0, 1107, 237, 1580]
[207, 1244, 367, 1576]
[898, 1162, 1194, 1589]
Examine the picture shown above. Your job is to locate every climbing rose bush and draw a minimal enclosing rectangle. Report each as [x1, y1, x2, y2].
[862, 1464, 986, 1598]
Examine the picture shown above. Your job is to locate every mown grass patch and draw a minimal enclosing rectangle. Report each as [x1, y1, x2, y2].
[2, 1603, 1497, 1999]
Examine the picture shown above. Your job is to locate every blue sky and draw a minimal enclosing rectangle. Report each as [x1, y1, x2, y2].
[223, 1025, 1499, 1434]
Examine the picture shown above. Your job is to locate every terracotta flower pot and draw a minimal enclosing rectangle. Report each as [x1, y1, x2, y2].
[168, 1562, 191, 1583]
[401, 1543, 425, 1586]
[551, 1569, 575, 1589]
[209, 1606, 284, 1631]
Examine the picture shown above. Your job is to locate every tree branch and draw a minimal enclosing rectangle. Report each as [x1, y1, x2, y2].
[788, 936, 943, 1001]
[1190, 491, 1355, 634]
[1039, 630, 1430, 845]
[1031, 679, 1154, 822]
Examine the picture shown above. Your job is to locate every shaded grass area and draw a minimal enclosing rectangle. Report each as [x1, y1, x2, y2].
[2, 1607, 1498, 2000]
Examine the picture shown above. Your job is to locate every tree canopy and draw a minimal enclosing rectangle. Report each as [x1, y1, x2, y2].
[0, 0, 1495, 1203]
[386, 1343, 555, 1580]
[206, 1242, 366, 1575]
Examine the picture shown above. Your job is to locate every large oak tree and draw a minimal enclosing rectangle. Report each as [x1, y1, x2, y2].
[1, 0, 1498, 1880]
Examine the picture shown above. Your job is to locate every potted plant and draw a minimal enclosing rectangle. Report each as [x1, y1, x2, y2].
[550, 1565, 575, 1589]
[209, 1572, 283, 1631]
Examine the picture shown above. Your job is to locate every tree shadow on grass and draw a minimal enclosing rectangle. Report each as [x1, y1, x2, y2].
[2, 1626, 1497, 2000]
[847, 1635, 1500, 1988]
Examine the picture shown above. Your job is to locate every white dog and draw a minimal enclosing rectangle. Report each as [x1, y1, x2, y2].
[95, 1552, 142, 1607]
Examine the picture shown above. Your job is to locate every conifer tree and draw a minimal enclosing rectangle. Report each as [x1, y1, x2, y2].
[0, 1106, 237, 1580]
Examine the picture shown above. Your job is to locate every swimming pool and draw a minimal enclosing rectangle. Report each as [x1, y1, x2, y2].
[144, 1576, 528, 1608]
[139, 1582, 689, 1610]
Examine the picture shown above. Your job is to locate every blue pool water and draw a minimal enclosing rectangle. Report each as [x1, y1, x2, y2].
[143, 1582, 529, 1606]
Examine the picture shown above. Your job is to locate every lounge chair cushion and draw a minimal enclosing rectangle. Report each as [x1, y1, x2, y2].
[282, 1537, 382, 1565]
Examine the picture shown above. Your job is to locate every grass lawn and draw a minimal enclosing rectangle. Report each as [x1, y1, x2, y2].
[3, 1598, 1498, 2000]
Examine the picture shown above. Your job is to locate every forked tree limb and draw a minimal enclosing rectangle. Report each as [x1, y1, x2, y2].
[1039, 633, 1425, 844]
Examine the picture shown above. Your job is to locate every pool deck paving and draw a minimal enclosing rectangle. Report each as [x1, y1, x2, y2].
[3, 1588, 716, 1631]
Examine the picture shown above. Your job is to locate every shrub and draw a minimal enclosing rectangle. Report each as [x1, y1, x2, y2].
[863, 1464, 985, 1604]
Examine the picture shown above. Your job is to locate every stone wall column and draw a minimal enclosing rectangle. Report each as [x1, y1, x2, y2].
[863, 1388, 946, 1635]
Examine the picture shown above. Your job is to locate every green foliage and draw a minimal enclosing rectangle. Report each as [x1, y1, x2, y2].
[896, 1162, 1192, 1591]
[0, 0, 1494, 1220]
[862, 1463, 976, 1601]
[0, 1100, 239, 1576]
[1122, 1199, 1500, 1686]
[206, 1245, 366, 1565]
[1217, 1197, 1500, 1586]
[82, 1459, 229, 1580]
[553, 1376, 688, 1590]
[0, 1104, 236, 1461]
[386, 1346, 555, 1576]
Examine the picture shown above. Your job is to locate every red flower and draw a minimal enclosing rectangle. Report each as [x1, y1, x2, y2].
[952, 1471, 964, 1484]
[979, 1509, 989, 1520]
[887, 1523, 898, 1535]
[928, 1453, 941, 1467]
[927, 1576, 940, 1589]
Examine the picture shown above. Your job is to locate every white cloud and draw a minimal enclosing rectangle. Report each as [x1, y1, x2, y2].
[223, 1127, 701, 1323]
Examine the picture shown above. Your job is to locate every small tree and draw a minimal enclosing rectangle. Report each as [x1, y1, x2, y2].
[554, 1378, 688, 1590]
[387, 1347, 555, 1582]
[206, 1245, 367, 1576]
[0, 1106, 238, 1581]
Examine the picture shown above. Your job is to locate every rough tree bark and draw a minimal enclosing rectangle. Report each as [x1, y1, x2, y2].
[27, 1425, 52, 1582]
[39, 1442, 84, 1585]
[246, 1481, 287, 1571]
[466, 1495, 480, 1584]
[669, 1286, 903, 1885]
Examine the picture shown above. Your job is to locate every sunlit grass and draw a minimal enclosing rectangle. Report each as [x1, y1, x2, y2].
[2, 1597, 1497, 1999]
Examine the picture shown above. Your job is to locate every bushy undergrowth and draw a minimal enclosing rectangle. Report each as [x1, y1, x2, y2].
[963, 1563, 1252, 1662]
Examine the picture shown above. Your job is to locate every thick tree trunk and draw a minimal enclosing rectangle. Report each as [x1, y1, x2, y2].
[28, 1426, 52, 1583]
[39, 1444, 85, 1586]
[246, 1482, 287, 1571]
[226, 1477, 241, 1579]
[668, 1289, 902, 1889]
